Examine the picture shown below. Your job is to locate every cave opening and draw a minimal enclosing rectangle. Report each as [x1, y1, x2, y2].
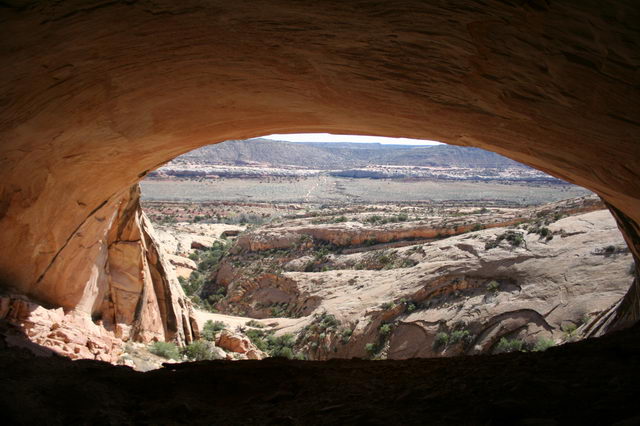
[2, 0, 640, 423]
[103, 133, 634, 368]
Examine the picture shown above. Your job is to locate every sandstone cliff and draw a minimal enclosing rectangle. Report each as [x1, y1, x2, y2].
[0, 185, 197, 362]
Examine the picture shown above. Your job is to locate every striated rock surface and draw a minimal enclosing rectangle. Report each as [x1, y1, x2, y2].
[204, 203, 633, 360]
[1, 185, 198, 362]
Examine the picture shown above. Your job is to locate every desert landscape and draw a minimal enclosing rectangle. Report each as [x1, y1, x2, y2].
[2, 2, 639, 423]
[67, 138, 623, 369]
[1, 138, 630, 371]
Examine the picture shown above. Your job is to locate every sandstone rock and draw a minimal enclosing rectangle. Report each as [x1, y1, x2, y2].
[0, 295, 124, 363]
[213, 208, 632, 360]
[0, 0, 638, 351]
[190, 236, 216, 250]
[246, 349, 267, 360]
[167, 254, 197, 270]
[167, 254, 198, 279]
[216, 330, 261, 355]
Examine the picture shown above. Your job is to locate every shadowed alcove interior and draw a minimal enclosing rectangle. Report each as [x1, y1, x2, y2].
[1, 0, 638, 331]
[0, 0, 639, 423]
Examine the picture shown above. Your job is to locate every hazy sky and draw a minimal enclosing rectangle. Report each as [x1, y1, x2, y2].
[261, 133, 443, 145]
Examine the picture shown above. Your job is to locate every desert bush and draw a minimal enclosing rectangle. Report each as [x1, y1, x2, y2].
[245, 319, 265, 328]
[449, 329, 471, 345]
[434, 332, 449, 348]
[495, 337, 524, 354]
[183, 340, 222, 361]
[340, 328, 353, 344]
[379, 323, 392, 336]
[246, 329, 301, 359]
[365, 342, 377, 354]
[201, 320, 226, 341]
[562, 323, 578, 339]
[380, 301, 396, 310]
[533, 337, 555, 352]
[149, 341, 181, 360]
[486, 280, 500, 293]
[485, 231, 524, 250]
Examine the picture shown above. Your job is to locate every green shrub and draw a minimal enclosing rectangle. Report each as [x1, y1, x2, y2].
[485, 231, 525, 250]
[434, 332, 449, 348]
[380, 301, 396, 310]
[365, 342, 377, 354]
[449, 330, 471, 345]
[486, 280, 500, 293]
[532, 337, 555, 352]
[149, 341, 180, 360]
[183, 340, 220, 361]
[246, 319, 265, 328]
[495, 337, 523, 354]
[379, 323, 392, 336]
[340, 328, 353, 344]
[201, 320, 226, 341]
[246, 329, 300, 359]
[562, 323, 577, 338]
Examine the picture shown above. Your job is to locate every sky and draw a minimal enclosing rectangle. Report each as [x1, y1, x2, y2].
[261, 133, 443, 146]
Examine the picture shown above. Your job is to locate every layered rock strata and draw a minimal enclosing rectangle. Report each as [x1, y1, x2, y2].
[1, 185, 197, 361]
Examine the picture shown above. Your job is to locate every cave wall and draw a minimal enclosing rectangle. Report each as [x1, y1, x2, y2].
[0, 1, 638, 332]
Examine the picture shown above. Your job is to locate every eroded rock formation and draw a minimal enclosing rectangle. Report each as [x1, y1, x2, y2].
[1, 185, 197, 359]
[0, 1, 639, 341]
[201, 202, 632, 360]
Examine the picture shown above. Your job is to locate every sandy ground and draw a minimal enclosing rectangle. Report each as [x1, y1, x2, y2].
[195, 310, 308, 334]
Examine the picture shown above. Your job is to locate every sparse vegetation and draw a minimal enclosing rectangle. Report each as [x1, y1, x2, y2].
[449, 329, 471, 345]
[379, 323, 392, 336]
[380, 301, 397, 310]
[246, 319, 265, 328]
[183, 340, 222, 361]
[495, 337, 524, 354]
[201, 320, 226, 341]
[562, 323, 578, 341]
[533, 337, 555, 352]
[246, 328, 304, 359]
[149, 341, 181, 360]
[485, 231, 525, 250]
[434, 332, 449, 348]
[486, 280, 500, 293]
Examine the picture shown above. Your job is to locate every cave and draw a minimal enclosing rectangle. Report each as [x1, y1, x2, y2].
[1, 1, 639, 424]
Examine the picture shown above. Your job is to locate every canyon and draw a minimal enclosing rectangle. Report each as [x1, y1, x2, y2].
[1, 0, 639, 423]
[156, 196, 631, 362]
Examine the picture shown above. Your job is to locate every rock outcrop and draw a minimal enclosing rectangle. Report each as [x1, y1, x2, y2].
[1, 185, 198, 361]
[216, 330, 267, 360]
[0, 1, 638, 345]
[0, 295, 123, 363]
[204, 204, 633, 360]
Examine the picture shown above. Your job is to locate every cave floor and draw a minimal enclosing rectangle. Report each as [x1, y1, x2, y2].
[1, 325, 639, 425]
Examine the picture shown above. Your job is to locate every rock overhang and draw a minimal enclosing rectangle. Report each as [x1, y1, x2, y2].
[0, 0, 638, 329]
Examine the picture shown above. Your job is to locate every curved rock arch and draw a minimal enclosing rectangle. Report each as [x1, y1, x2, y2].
[0, 1, 639, 336]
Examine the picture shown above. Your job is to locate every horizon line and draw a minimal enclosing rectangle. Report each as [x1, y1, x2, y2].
[259, 133, 443, 146]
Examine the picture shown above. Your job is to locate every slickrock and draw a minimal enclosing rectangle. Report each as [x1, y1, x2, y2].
[206, 206, 633, 360]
